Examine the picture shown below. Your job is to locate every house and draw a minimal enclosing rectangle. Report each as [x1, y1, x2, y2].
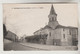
[5, 30, 18, 42]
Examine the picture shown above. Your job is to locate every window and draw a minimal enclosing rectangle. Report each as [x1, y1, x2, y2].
[63, 34, 65, 39]
[69, 29, 71, 35]
[49, 32, 51, 36]
[40, 32, 41, 35]
[52, 17, 54, 21]
[63, 28, 65, 31]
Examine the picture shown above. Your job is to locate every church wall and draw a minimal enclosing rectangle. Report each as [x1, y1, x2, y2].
[70, 28, 78, 46]
[71, 28, 78, 39]
[51, 28, 62, 39]
[46, 28, 62, 45]
[61, 28, 72, 46]
[45, 29, 53, 45]
[51, 28, 62, 45]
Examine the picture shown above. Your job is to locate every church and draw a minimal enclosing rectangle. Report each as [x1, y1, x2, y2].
[26, 5, 78, 46]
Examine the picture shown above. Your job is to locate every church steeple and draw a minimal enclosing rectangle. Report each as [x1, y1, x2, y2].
[48, 5, 59, 29]
[50, 5, 57, 15]
[48, 5, 57, 22]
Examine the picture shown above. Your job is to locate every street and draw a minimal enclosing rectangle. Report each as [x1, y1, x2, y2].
[4, 39, 42, 51]
[3, 39, 78, 51]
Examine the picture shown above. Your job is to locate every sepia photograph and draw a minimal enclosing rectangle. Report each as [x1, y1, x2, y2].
[3, 3, 78, 51]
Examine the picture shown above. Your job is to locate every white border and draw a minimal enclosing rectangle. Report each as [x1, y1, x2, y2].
[0, 0, 80, 54]
[0, 0, 79, 3]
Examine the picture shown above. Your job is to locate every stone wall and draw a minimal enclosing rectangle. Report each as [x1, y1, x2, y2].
[46, 28, 61, 45]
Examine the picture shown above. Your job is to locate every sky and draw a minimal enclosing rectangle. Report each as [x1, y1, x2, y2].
[3, 4, 78, 38]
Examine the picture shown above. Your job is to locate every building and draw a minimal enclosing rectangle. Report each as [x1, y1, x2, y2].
[25, 34, 47, 44]
[5, 30, 18, 42]
[26, 5, 78, 46]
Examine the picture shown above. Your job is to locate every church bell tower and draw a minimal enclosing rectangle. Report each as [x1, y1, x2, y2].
[48, 5, 59, 29]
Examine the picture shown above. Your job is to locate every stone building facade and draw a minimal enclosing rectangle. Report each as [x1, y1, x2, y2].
[33, 5, 78, 46]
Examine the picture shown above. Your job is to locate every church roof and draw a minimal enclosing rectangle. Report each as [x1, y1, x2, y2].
[43, 25, 52, 29]
[56, 25, 78, 29]
[44, 25, 78, 29]
[50, 5, 57, 15]
[34, 25, 78, 34]
[34, 25, 53, 34]
[38, 25, 53, 31]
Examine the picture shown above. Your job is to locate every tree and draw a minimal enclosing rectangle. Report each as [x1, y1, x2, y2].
[3, 24, 7, 38]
